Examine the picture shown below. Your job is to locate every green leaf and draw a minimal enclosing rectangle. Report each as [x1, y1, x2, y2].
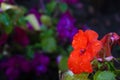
[46, 1, 57, 14]
[59, 3, 68, 12]
[57, 46, 67, 56]
[40, 15, 51, 26]
[105, 62, 115, 71]
[114, 70, 120, 77]
[0, 13, 11, 26]
[26, 46, 34, 59]
[0, 13, 13, 34]
[97, 62, 103, 69]
[40, 25, 48, 31]
[41, 37, 57, 53]
[67, 45, 73, 54]
[0, 54, 3, 59]
[73, 73, 89, 80]
[94, 71, 116, 80]
[17, 17, 26, 27]
[6, 8, 25, 22]
[33, 43, 41, 49]
[40, 28, 54, 38]
[59, 56, 68, 71]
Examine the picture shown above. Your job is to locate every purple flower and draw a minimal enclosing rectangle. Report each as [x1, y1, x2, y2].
[32, 53, 50, 76]
[57, 11, 78, 42]
[0, 33, 8, 46]
[27, 22, 34, 30]
[13, 27, 29, 47]
[56, 55, 62, 64]
[35, 65, 47, 76]
[0, 55, 31, 80]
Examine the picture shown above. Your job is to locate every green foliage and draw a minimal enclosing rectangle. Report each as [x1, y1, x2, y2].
[40, 25, 54, 37]
[57, 46, 67, 56]
[39, 25, 57, 53]
[67, 45, 73, 54]
[17, 17, 26, 27]
[46, 1, 57, 14]
[94, 71, 116, 80]
[0, 13, 12, 27]
[0, 6, 27, 34]
[41, 37, 57, 53]
[114, 70, 120, 77]
[105, 61, 115, 71]
[6, 8, 26, 27]
[26, 46, 34, 59]
[59, 56, 68, 71]
[63, 72, 89, 80]
[0, 54, 3, 59]
[59, 3, 68, 13]
[40, 15, 52, 26]
[0, 13, 13, 34]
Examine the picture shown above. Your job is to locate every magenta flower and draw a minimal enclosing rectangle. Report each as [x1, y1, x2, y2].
[13, 27, 29, 47]
[57, 11, 78, 42]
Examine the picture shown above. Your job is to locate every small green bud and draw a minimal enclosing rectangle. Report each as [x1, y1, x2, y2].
[40, 15, 51, 26]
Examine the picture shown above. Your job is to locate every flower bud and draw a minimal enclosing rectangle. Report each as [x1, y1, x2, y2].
[40, 15, 51, 26]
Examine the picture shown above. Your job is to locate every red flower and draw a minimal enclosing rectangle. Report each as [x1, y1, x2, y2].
[99, 32, 119, 57]
[68, 30, 102, 74]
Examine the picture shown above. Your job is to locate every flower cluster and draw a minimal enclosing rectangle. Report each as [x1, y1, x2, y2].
[57, 11, 78, 43]
[0, 53, 50, 80]
[0, 1, 78, 80]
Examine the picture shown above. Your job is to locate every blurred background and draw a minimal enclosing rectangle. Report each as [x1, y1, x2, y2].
[0, 0, 120, 80]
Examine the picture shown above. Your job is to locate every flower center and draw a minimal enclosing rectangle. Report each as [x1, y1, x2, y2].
[80, 49, 86, 55]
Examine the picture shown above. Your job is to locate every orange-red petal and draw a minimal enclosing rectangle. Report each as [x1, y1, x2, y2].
[72, 30, 87, 49]
[68, 50, 82, 74]
[82, 61, 93, 73]
[85, 29, 98, 42]
[68, 49, 93, 74]
[87, 40, 102, 58]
